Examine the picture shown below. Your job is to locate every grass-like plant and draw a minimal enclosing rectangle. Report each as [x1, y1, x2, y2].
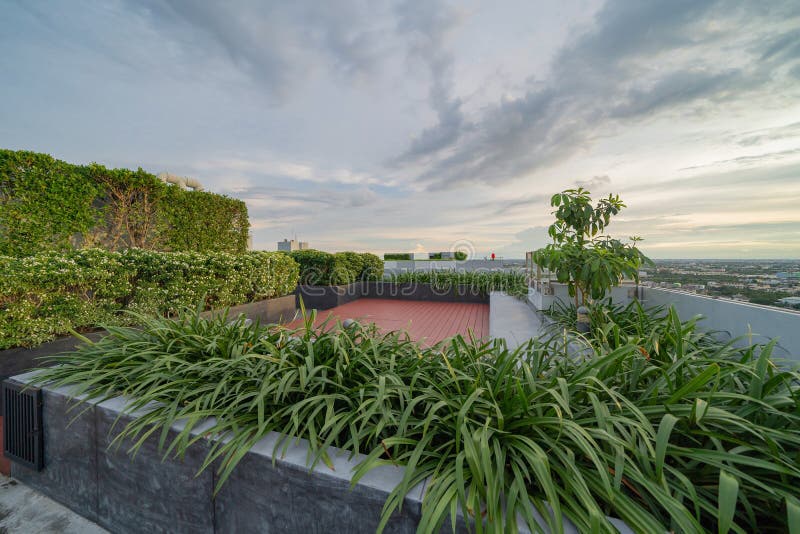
[386, 270, 529, 298]
[32, 305, 800, 533]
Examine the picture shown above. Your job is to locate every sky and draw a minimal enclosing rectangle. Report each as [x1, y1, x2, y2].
[2, 0, 800, 259]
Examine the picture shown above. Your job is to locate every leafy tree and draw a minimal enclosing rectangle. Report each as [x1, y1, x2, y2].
[533, 188, 651, 306]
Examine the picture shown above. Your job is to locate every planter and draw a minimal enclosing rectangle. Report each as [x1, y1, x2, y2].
[0, 295, 297, 415]
[363, 281, 489, 303]
[200, 293, 297, 325]
[296, 281, 490, 311]
[296, 282, 364, 310]
[4, 373, 633, 533]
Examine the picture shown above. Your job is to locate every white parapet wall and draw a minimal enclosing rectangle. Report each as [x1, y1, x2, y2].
[642, 287, 800, 361]
[528, 284, 800, 362]
[528, 281, 637, 311]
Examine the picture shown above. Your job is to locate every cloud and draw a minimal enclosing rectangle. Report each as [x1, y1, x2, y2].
[575, 175, 611, 191]
[392, 0, 469, 162]
[395, 0, 800, 189]
[729, 122, 800, 147]
[123, 0, 395, 99]
[679, 147, 800, 171]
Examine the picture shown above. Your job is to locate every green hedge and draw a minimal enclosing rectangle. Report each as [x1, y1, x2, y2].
[290, 250, 383, 285]
[0, 149, 249, 255]
[386, 270, 528, 297]
[0, 249, 298, 349]
[384, 253, 412, 260]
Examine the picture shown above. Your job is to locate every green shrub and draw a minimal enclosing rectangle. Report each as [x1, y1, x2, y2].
[292, 250, 383, 285]
[0, 148, 250, 255]
[359, 252, 384, 280]
[386, 270, 528, 297]
[0, 249, 298, 349]
[34, 308, 800, 533]
[384, 253, 412, 260]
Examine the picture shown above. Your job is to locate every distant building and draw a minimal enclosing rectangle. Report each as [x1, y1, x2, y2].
[278, 238, 309, 252]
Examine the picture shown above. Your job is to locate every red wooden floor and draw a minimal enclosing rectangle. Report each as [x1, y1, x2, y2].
[286, 299, 489, 345]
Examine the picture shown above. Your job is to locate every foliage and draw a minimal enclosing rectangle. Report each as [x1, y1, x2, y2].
[0, 148, 249, 255]
[359, 252, 385, 281]
[533, 188, 651, 305]
[0, 249, 297, 349]
[386, 270, 528, 298]
[33, 307, 800, 533]
[0, 150, 101, 255]
[158, 187, 249, 254]
[291, 250, 383, 285]
[384, 253, 412, 260]
[454, 251, 468, 261]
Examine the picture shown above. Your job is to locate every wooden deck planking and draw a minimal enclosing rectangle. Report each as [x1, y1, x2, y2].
[285, 299, 489, 345]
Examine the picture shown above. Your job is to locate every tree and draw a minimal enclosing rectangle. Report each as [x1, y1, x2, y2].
[533, 188, 652, 307]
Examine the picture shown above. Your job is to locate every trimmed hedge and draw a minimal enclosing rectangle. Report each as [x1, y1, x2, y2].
[0, 149, 249, 255]
[0, 249, 298, 349]
[386, 270, 528, 297]
[290, 250, 383, 285]
[384, 253, 412, 260]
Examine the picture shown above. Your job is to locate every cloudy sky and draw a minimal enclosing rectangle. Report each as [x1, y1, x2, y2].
[2, 0, 800, 258]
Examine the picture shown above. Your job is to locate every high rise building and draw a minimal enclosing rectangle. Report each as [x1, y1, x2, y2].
[278, 238, 309, 252]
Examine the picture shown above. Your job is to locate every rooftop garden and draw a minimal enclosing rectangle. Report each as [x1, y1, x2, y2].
[31, 301, 800, 533]
[9, 182, 800, 533]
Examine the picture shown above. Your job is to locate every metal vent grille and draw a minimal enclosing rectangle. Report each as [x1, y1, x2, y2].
[3, 382, 43, 471]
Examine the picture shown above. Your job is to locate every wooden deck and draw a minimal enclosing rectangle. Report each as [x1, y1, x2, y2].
[287, 298, 489, 345]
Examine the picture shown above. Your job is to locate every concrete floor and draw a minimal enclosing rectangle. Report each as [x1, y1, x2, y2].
[0, 476, 107, 533]
[488, 292, 545, 348]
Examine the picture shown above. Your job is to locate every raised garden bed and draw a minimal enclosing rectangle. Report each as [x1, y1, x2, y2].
[296, 281, 489, 310]
[4, 372, 631, 534]
[0, 294, 297, 416]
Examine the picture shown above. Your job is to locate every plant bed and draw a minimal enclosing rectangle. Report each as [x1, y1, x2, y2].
[363, 281, 488, 303]
[200, 293, 297, 324]
[0, 294, 296, 415]
[11, 310, 798, 532]
[296, 282, 365, 310]
[5, 372, 628, 534]
[296, 281, 492, 311]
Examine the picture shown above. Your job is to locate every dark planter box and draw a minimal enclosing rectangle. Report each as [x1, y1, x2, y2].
[363, 281, 489, 303]
[201, 293, 297, 325]
[296, 282, 365, 310]
[296, 281, 490, 310]
[4, 373, 634, 533]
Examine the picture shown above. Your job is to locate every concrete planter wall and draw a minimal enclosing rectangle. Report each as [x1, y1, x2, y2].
[297, 281, 490, 310]
[200, 293, 297, 325]
[5, 372, 632, 534]
[296, 282, 365, 310]
[363, 282, 488, 303]
[528, 282, 637, 311]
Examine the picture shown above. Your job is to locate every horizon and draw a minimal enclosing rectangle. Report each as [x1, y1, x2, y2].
[2, 1, 799, 259]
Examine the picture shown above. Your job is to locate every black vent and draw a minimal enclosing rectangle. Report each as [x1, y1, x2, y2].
[3, 382, 43, 471]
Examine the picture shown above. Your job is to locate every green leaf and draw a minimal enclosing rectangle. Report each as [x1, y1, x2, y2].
[718, 470, 739, 534]
[655, 414, 678, 482]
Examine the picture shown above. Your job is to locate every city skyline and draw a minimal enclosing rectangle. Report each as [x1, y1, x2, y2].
[2, 1, 799, 259]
